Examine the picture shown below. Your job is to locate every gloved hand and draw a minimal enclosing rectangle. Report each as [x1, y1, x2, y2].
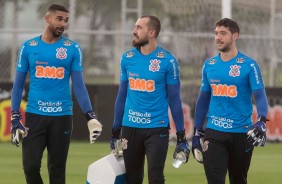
[173, 130, 190, 163]
[192, 128, 205, 164]
[247, 117, 267, 147]
[110, 128, 121, 150]
[11, 111, 28, 147]
[110, 128, 124, 157]
[85, 111, 102, 144]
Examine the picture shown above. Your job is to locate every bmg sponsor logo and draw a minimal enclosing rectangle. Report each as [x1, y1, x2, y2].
[129, 77, 155, 92]
[211, 84, 237, 97]
[35, 66, 64, 79]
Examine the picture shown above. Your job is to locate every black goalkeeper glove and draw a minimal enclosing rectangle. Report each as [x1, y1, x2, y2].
[173, 130, 190, 163]
[110, 128, 121, 151]
[192, 128, 205, 164]
[247, 116, 267, 147]
[110, 128, 128, 157]
[11, 111, 28, 147]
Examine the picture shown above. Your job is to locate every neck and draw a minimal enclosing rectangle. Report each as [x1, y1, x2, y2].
[41, 30, 61, 44]
[220, 48, 238, 61]
[140, 41, 158, 55]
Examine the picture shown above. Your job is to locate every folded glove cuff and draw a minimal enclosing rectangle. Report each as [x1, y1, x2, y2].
[193, 128, 205, 137]
[11, 111, 22, 120]
[112, 128, 121, 139]
[193, 128, 200, 136]
[258, 116, 268, 124]
[11, 110, 20, 114]
[176, 130, 186, 142]
[84, 110, 96, 121]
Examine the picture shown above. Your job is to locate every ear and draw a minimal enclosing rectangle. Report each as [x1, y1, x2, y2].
[149, 30, 155, 38]
[45, 15, 50, 24]
[233, 32, 239, 40]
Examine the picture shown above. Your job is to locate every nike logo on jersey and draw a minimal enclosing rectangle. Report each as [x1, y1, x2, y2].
[64, 130, 71, 135]
[160, 134, 167, 138]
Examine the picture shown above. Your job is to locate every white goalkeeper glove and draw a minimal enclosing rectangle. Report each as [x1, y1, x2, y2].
[85, 111, 102, 143]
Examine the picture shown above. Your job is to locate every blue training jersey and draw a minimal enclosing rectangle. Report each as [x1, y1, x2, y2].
[120, 45, 180, 128]
[201, 51, 265, 133]
[16, 36, 83, 116]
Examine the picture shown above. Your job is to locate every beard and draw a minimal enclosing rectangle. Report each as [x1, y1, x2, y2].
[49, 25, 64, 37]
[217, 42, 231, 52]
[132, 36, 149, 47]
[218, 45, 231, 52]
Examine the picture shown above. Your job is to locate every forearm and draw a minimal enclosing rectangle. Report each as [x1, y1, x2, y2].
[11, 71, 27, 111]
[167, 83, 184, 132]
[253, 89, 268, 118]
[71, 71, 93, 114]
[194, 91, 211, 130]
[113, 80, 128, 130]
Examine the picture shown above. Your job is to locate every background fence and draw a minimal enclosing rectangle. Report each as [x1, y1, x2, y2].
[0, 0, 282, 142]
[1, 0, 282, 90]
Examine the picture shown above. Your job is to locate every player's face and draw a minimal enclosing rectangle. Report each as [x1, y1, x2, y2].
[132, 18, 150, 47]
[47, 11, 69, 37]
[214, 26, 236, 52]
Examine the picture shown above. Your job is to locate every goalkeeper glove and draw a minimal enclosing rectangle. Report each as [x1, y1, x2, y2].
[110, 128, 121, 150]
[247, 116, 267, 147]
[110, 128, 127, 157]
[85, 111, 102, 144]
[192, 128, 205, 164]
[173, 130, 190, 164]
[11, 111, 28, 147]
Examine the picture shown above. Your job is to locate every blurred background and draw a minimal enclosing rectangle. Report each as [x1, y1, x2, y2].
[0, 0, 282, 142]
[1, 0, 282, 87]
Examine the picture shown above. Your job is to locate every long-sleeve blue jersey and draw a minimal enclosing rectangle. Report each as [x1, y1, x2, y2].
[120, 45, 181, 129]
[16, 36, 83, 116]
[201, 51, 265, 133]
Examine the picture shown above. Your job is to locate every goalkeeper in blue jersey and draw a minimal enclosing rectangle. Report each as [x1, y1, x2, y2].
[10, 4, 102, 184]
[192, 18, 268, 184]
[110, 15, 190, 184]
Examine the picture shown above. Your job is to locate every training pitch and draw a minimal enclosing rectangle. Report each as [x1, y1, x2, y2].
[0, 142, 281, 184]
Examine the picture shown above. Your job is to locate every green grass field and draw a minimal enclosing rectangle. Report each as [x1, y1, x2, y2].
[0, 142, 281, 184]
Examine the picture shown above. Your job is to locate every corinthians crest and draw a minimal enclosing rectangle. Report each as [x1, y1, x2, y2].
[229, 65, 241, 77]
[56, 47, 67, 60]
[149, 59, 161, 72]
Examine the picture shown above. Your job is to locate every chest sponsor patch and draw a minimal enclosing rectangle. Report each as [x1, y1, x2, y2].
[126, 51, 134, 58]
[63, 40, 73, 46]
[35, 66, 65, 79]
[129, 77, 155, 92]
[28, 40, 38, 46]
[211, 84, 237, 97]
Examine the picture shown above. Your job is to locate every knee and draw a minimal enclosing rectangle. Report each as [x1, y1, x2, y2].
[148, 167, 165, 184]
[23, 159, 41, 174]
